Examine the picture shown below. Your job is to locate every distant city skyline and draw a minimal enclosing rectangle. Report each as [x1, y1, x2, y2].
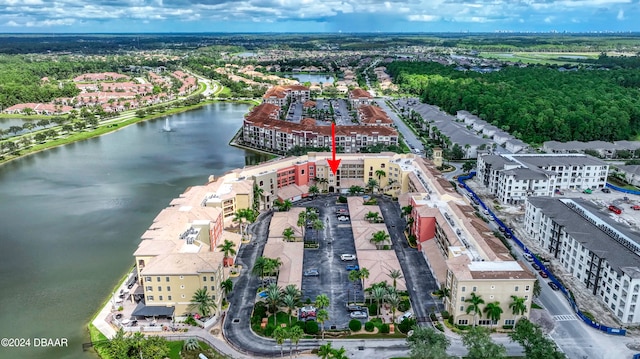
[0, 0, 637, 33]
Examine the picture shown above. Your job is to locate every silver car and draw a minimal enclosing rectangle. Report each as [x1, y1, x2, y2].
[303, 269, 319, 277]
[349, 311, 368, 319]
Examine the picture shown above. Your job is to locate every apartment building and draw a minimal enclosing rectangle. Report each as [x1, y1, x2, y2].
[402, 158, 535, 326]
[348, 88, 373, 107]
[476, 153, 608, 204]
[242, 103, 399, 154]
[525, 197, 640, 324]
[262, 84, 310, 107]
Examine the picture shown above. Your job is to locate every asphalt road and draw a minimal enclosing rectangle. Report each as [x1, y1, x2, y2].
[377, 99, 424, 153]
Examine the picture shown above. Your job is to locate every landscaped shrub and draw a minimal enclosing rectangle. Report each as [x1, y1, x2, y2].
[398, 318, 416, 334]
[338, 195, 347, 203]
[264, 323, 276, 337]
[382, 245, 390, 250]
[364, 321, 375, 332]
[429, 313, 437, 321]
[398, 299, 410, 312]
[441, 310, 450, 319]
[253, 302, 267, 319]
[349, 319, 362, 332]
[380, 323, 390, 334]
[305, 320, 319, 335]
[368, 303, 378, 317]
[184, 316, 198, 326]
[502, 325, 514, 330]
[434, 322, 445, 332]
[447, 316, 453, 325]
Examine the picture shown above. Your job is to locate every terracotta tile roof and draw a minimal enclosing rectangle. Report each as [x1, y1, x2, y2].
[303, 100, 316, 108]
[358, 105, 393, 125]
[349, 88, 372, 99]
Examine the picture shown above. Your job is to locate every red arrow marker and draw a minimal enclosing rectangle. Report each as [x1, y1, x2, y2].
[327, 122, 341, 175]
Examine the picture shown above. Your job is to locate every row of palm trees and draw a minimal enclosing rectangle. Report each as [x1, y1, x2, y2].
[232, 208, 258, 238]
[463, 292, 528, 328]
[252, 256, 283, 284]
[370, 230, 390, 250]
[272, 325, 305, 358]
[187, 279, 234, 318]
[297, 208, 324, 243]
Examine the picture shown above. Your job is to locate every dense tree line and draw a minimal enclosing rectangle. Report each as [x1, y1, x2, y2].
[387, 60, 640, 144]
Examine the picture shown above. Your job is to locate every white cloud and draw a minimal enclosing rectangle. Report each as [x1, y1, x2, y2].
[544, 16, 554, 23]
[407, 14, 440, 22]
[617, 9, 624, 20]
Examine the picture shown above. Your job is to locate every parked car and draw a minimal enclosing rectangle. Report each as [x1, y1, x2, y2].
[401, 312, 413, 321]
[548, 282, 560, 291]
[609, 205, 622, 215]
[498, 226, 506, 232]
[341, 254, 356, 261]
[601, 188, 611, 193]
[346, 265, 360, 271]
[337, 216, 349, 221]
[539, 271, 549, 278]
[349, 311, 368, 319]
[505, 232, 512, 239]
[583, 188, 592, 194]
[532, 263, 541, 271]
[632, 205, 640, 211]
[523, 253, 534, 262]
[346, 305, 364, 312]
[304, 269, 319, 277]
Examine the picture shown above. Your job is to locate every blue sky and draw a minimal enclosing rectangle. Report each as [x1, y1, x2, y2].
[0, 0, 638, 33]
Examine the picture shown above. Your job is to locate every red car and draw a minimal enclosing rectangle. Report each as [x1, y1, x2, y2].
[609, 205, 622, 215]
[539, 271, 549, 278]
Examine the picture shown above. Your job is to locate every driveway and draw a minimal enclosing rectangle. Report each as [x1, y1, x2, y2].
[377, 99, 424, 153]
[376, 196, 442, 323]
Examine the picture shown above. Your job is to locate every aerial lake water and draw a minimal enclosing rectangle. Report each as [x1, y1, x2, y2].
[0, 102, 269, 359]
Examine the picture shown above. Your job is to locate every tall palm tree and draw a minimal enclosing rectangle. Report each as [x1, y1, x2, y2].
[332, 346, 348, 359]
[370, 230, 390, 250]
[217, 239, 237, 267]
[221, 279, 233, 299]
[401, 205, 413, 218]
[266, 284, 283, 326]
[483, 301, 503, 329]
[284, 284, 302, 302]
[297, 211, 307, 240]
[312, 219, 324, 243]
[315, 294, 330, 310]
[273, 326, 287, 358]
[252, 256, 269, 282]
[386, 292, 401, 325]
[288, 325, 304, 358]
[317, 309, 329, 340]
[309, 185, 320, 198]
[375, 169, 386, 183]
[348, 269, 361, 304]
[282, 294, 298, 326]
[348, 185, 364, 195]
[317, 177, 329, 191]
[387, 269, 403, 290]
[233, 209, 247, 237]
[509, 295, 527, 324]
[358, 267, 370, 292]
[366, 178, 378, 194]
[283, 227, 295, 242]
[371, 286, 387, 316]
[188, 288, 217, 318]
[280, 199, 293, 211]
[465, 292, 485, 327]
[244, 209, 258, 232]
[265, 257, 283, 279]
[253, 183, 263, 211]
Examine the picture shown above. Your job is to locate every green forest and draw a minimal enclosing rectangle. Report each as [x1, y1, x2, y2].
[386, 61, 640, 144]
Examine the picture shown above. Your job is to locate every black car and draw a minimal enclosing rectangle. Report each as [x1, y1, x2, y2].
[347, 305, 364, 312]
[602, 188, 611, 193]
[505, 232, 512, 239]
[548, 282, 560, 291]
[532, 263, 541, 271]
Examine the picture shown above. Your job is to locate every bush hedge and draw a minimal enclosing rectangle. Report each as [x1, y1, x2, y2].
[398, 318, 416, 334]
[349, 319, 362, 332]
[380, 323, 390, 334]
[305, 320, 319, 335]
[364, 321, 375, 332]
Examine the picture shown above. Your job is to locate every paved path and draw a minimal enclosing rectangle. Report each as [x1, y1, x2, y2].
[377, 99, 424, 153]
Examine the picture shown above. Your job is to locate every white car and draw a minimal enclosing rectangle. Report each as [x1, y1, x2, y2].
[337, 216, 349, 221]
[340, 254, 356, 261]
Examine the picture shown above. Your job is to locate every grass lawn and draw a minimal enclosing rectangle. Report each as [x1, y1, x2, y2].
[168, 341, 184, 359]
[480, 52, 598, 65]
[348, 332, 406, 339]
[608, 176, 640, 191]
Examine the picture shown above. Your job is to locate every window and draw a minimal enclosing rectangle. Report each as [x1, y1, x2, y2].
[165, 277, 170, 282]
[147, 296, 154, 301]
[460, 306, 464, 312]
[461, 296, 465, 302]
[145, 286, 153, 291]
[504, 319, 515, 325]
[458, 319, 469, 325]
[157, 286, 162, 291]
[145, 276, 151, 282]
[211, 276, 214, 282]
[489, 295, 494, 299]
[515, 286, 519, 292]
[168, 296, 172, 301]
[156, 276, 161, 282]
[461, 286, 466, 292]
[203, 276, 207, 282]
[167, 286, 171, 291]
[180, 276, 184, 279]
[525, 285, 530, 291]
[301, 169, 305, 175]
[181, 294, 185, 298]
[472, 286, 477, 292]
[180, 285, 185, 289]
[211, 286, 215, 291]
[159, 296, 163, 301]
[490, 285, 495, 289]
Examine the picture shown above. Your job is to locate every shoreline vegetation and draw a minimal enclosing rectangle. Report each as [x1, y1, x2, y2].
[0, 97, 261, 167]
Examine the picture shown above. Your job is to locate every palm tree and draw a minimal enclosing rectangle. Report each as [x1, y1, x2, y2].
[188, 288, 217, 318]
[233, 209, 247, 237]
[266, 257, 283, 279]
[387, 269, 403, 290]
[386, 292, 401, 324]
[348, 269, 361, 303]
[253, 183, 263, 211]
[217, 239, 237, 267]
[284, 284, 301, 301]
[484, 301, 503, 329]
[221, 279, 233, 299]
[370, 230, 390, 250]
[358, 267, 370, 291]
[266, 284, 283, 326]
[279, 199, 293, 211]
[366, 178, 378, 194]
[315, 294, 330, 310]
[288, 325, 304, 358]
[282, 294, 298, 326]
[273, 326, 288, 358]
[316, 177, 329, 191]
[309, 185, 320, 198]
[348, 185, 364, 195]
[297, 211, 307, 240]
[244, 209, 258, 233]
[317, 309, 329, 340]
[332, 346, 348, 359]
[183, 337, 199, 351]
[283, 227, 295, 242]
[365, 211, 381, 223]
[375, 169, 386, 183]
[318, 342, 333, 359]
[312, 219, 324, 243]
[465, 292, 485, 327]
[371, 286, 387, 316]
[509, 295, 527, 324]
[252, 256, 269, 282]
[401, 205, 413, 218]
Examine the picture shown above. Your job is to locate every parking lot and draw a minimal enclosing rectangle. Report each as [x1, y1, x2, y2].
[298, 196, 366, 329]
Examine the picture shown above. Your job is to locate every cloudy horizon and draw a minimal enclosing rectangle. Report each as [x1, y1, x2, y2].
[0, 0, 637, 33]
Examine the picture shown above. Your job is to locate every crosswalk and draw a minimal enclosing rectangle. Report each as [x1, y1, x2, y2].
[553, 314, 578, 322]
